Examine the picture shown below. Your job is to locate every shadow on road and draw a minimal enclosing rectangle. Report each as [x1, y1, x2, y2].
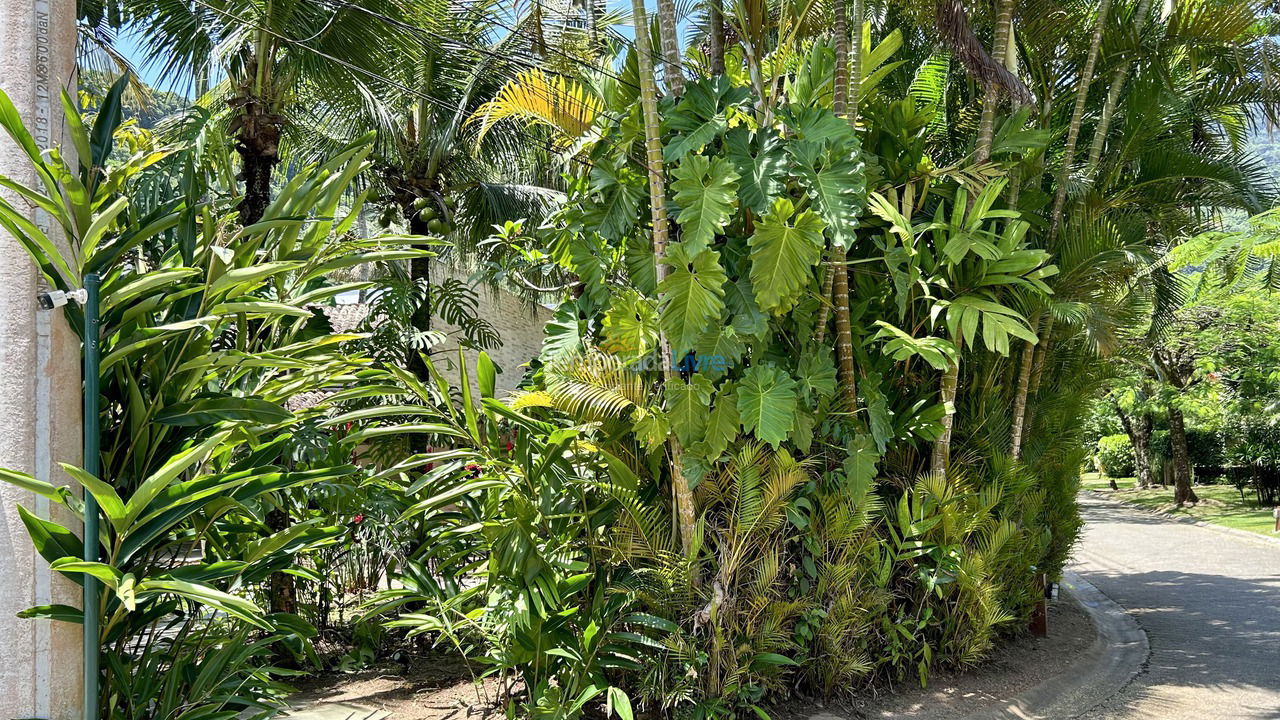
[1074, 495, 1280, 719]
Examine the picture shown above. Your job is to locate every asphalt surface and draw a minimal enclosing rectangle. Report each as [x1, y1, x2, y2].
[1071, 493, 1280, 719]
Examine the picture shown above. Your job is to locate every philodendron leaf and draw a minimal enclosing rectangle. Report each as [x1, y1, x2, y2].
[790, 140, 866, 249]
[659, 242, 727, 356]
[671, 154, 739, 253]
[666, 375, 715, 447]
[737, 364, 797, 449]
[602, 289, 659, 360]
[725, 127, 786, 214]
[701, 383, 740, 457]
[748, 197, 826, 314]
[843, 433, 879, 502]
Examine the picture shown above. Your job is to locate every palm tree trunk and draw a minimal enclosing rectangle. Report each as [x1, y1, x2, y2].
[975, 0, 1015, 162]
[828, 0, 859, 414]
[932, 359, 960, 473]
[656, 0, 686, 96]
[1167, 406, 1199, 505]
[1084, 0, 1154, 176]
[849, 0, 864, 122]
[631, 0, 696, 555]
[814, 265, 834, 343]
[1048, 0, 1113, 242]
[832, 0, 850, 118]
[1009, 312, 1038, 460]
[709, 0, 726, 75]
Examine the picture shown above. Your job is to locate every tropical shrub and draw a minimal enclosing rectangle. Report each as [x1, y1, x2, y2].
[1096, 435, 1136, 479]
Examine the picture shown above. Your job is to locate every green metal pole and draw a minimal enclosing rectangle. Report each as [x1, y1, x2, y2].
[82, 273, 101, 720]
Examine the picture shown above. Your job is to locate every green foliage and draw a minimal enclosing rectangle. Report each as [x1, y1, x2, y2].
[1097, 435, 1136, 478]
[0, 85, 433, 717]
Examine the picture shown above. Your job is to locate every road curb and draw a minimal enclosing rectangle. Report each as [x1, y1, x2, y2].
[959, 571, 1149, 720]
[1085, 490, 1280, 548]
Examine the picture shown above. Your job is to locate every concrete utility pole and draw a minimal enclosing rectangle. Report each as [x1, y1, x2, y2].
[0, 0, 85, 717]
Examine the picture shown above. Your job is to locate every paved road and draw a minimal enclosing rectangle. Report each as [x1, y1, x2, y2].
[1071, 494, 1280, 719]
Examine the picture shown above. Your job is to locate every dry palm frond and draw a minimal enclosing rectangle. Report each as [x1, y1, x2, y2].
[933, 0, 1034, 104]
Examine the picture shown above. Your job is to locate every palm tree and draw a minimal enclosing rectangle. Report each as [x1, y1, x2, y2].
[124, 0, 414, 223]
[629, 0, 697, 554]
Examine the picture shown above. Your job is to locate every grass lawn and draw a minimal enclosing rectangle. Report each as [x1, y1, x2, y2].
[1080, 472, 1279, 537]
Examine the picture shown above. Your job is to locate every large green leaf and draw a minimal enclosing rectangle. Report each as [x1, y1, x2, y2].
[736, 365, 797, 449]
[138, 579, 271, 629]
[602, 290, 659, 359]
[666, 375, 714, 447]
[701, 384, 741, 457]
[790, 141, 866, 249]
[671, 155, 739, 253]
[659, 243, 727, 356]
[725, 128, 786, 214]
[843, 434, 879, 502]
[661, 76, 746, 162]
[748, 198, 826, 313]
[17, 506, 82, 578]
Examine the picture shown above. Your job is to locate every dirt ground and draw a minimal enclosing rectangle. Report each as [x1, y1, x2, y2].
[286, 598, 1094, 720]
[783, 598, 1096, 719]
[287, 654, 505, 720]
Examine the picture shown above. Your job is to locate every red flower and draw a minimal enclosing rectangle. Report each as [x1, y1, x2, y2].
[505, 441, 514, 452]
[466, 463, 481, 477]
[352, 513, 365, 525]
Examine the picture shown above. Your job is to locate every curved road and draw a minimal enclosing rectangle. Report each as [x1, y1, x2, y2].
[1071, 494, 1280, 719]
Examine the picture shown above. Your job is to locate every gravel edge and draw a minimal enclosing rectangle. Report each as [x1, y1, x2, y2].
[957, 571, 1150, 720]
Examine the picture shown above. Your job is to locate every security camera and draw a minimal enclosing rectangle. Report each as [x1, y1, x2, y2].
[37, 289, 88, 310]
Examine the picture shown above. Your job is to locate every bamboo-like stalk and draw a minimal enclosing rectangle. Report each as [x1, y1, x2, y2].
[1009, 311, 1041, 459]
[1048, 0, 1114, 242]
[630, 0, 697, 554]
[931, 359, 960, 473]
[849, 0, 864, 122]
[828, 0, 860, 415]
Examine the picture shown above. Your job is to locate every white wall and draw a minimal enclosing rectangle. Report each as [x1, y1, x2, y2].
[0, 0, 85, 716]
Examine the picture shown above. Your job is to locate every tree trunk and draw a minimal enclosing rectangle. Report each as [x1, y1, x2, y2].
[975, 0, 1015, 162]
[1048, 0, 1113, 242]
[709, 0, 725, 75]
[267, 507, 297, 615]
[1009, 317, 1037, 460]
[1115, 405, 1154, 489]
[655, 0, 685, 96]
[234, 107, 281, 226]
[849, 0, 864, 122]
[814, 264, 834, 344]
[1133, 412, 1154, 489]
[828, 0, 859, 415]
[1084, 0, 1154, 175]
[631, 0, 697, 555]
[407, 214, 434, 383]
[932, 360, 960, 473]
[1167, 406, 1199, 505]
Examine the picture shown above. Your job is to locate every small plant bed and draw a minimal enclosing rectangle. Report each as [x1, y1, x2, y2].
[1083, 473, 1278, 537]
[290, 601, 1095, 720]
[286, 653, 503, 720]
